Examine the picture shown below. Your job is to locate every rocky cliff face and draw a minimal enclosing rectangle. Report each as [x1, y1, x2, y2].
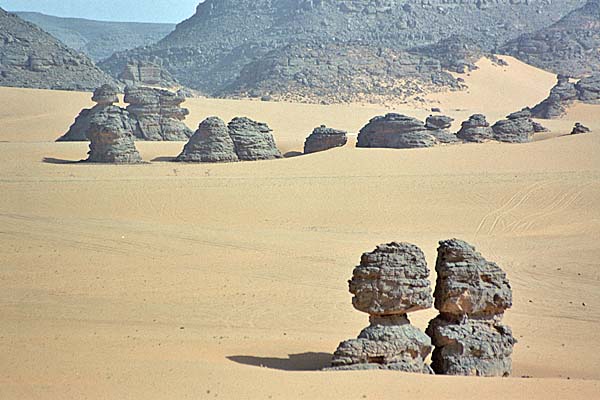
[0, 8, 115, 91]
[100, 0, 585, 102]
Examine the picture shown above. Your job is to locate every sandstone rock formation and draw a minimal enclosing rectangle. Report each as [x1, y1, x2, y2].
[356, 114, 439, 149]
[492, 108, 548, 143]
[227, 117, 282, 161]
[575, 75, 600, 103]
[329, 242, 433, 373]
[58, 84, 120, 142]
[124, 86, 193, 141]
[530, 75, 579, 119]
[119, 60, 178, 88]
[426, 239, 516, 377]
[85, 106, 142, 164]
[572, 123, 591, 134]
[304, 125, 348, 154]
[456, 114, 494, 143]
[176, 117, 239, 163]
[425, 115, 460, 144]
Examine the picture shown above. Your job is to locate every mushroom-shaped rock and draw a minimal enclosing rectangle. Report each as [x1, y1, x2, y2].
[227, 117, 282, 161]
[304, 125, 348, 154]
[456, 114, 494, 143]
[176, 117, 239, 163]
[85, 106, 142, 164]
[571, 123, 591, 135]
[91, 84, 119, 105]
[356, 114, 438, 149]
[491, 108, 547, 143]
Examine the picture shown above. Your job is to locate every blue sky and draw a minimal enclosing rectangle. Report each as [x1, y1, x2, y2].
[0, 0, 202, 23]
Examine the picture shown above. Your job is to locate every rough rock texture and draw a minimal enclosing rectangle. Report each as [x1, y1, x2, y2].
[426, 239, 515, 377]
[425, 115, 460, 144]
[58, 84, 120, 142]
[531, 75, 579, 119]
[456, 114, 494, 143]
[572, 122, 591, 134]
[575, 74, 600, 103]
[85, 106, 142, 164]
[357, 114, 439, 149]
[304, 125, 348, 154]
[124, 86, 193, 141]
[329, 242, 433, 373]
[227, 117, 282, 161]
[0, 8, 116, 91]
[119, 60, 178, 88]
[501, 0, 600, 78]
[492, 108, 547, 143]
[176, 117, 239, 163]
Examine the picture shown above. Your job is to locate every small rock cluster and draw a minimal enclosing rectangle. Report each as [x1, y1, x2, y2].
[85, 106, 142, 164]
[531, 74, 600, 119]
[492, 108, 547, 143]
[426, 239, 516, 377]
[456, 114, 494, 143]
[304, 125, 348, 154]
[329, 242, 434, 373]
[177, 116, 282, 162]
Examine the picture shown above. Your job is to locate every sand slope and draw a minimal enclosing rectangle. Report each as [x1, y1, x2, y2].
[0, 57, 599, 399]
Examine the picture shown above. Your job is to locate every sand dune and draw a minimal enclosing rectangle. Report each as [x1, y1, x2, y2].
[0, 57, 599, 399]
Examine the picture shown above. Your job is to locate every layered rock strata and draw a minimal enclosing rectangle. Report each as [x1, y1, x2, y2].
[85, 106, 142, 164]
[304, 125, 348, 154]
[426, 239, 516, 377]
[329, 242, 433, 373]
[227, 117, 282, 161]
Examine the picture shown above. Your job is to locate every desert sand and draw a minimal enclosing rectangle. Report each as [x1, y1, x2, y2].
[0, 56, 599, 399]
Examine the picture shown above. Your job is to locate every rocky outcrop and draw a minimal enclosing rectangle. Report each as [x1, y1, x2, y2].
[425, 115, 460, 144]
[227, 117, 282, 161]
[575, 75, 600, 103]
[0, 8, 115, 91]
[119, 60, 178, 88]
[531, 75, 579, 119]
[492, 108, 548, 143]
[329, 242, 433, 373]
[176, 117, 239, 163]
[124, 86, 193, 141]
[571, 123, 591, 134]
[456, 114, 494, 143]
[426, 239, 516, 377]
[357, 114, 439, 149]
[58, 84, 120, 142]
[304, 125, 348, 154]
[85, 106, 142, 164]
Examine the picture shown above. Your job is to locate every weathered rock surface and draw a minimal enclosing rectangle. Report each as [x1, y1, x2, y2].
[0, 8, 115, 91]
[530, 75, 579, 119]
[176, 117, 239, 163]
[119, 60, 178, 88]
[304, 125, 348, 154]
[124, 86, 193, 141]
[575, 75, 600, 103]
[425, 115, 460, 144]
[58, 84, 120, 142]
[329, 242, 433, 373]
[572, 122, 591, 134]
[426, 239, 515, 377]
[492, 108, 547, 143]
[227, 117, 282, 161]
[357, 114, 439, 149]
[456, 114, 494, 143]
[85, 106, 142, 164]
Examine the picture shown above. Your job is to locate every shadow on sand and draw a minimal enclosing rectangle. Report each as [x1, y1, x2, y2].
[42, 157, 83, 165]
[227, 352, 332, 371]
[151, 156, 177, 162]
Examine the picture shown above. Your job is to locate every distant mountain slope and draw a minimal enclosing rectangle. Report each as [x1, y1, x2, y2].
[100, 0, 585, 103]
[0, 8, 115, 91]
[16, 12, 175, 62]
[501, 0, 600, 77]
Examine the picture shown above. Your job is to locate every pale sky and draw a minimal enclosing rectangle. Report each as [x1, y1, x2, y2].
[0, 0, 202, 23]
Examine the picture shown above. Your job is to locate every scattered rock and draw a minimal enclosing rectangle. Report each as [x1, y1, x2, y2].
[85, 106, 142, 164]
[492, 108, 547, 143]
[571, 123, 591, 135]
[356, 114, 438, 149]
[456, 114, 494, 143]
[304, 125, 348, 154]
[176, 117, 239, 163]
[426, 239, 516, 377]
[328, 242, 433, 373]
[227, 117, 282, 161]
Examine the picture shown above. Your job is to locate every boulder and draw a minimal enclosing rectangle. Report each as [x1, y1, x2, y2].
[176, 117, 239, 163]
[492, 108, 547, 143]
[456, 114, 494, 143]
[85, 106, 142, 164]
[357, 114, 438, 149]
[227, 117, 282, 161]
[425, 115, 460, 144]
[304, 125, 348, 154]
[571, 123, 591, 135]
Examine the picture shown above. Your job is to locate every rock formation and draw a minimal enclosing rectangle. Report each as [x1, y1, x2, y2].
[426, 239, 516, 377]
[85, 106, 142, 164]
[176, 117, 239, 163]
[304, 125, 348, 154]
[356, 114, 439, 149]
[530, 75, 579, 119]
[425, 115, 460, 144]
[329, 242, 433, 373]
[227, 117, 282, 161]
[571, 123, 591, 134]
[58, 84, 120, 142]
[0, 8, 115, 91]
[575, 75, 600, 103]
[119, 60, 178, 88]
[456, 114, 494, 143]
[492, 108, 548, 143]
[124, 86, 193, 141]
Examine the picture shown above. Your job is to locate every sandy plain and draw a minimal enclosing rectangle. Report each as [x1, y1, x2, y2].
[0, 56, 599, 399]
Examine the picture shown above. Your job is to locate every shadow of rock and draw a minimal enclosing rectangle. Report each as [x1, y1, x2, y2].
[151, 156, 176, 162]
[283, 151, 304, 158]
[42, 157, 84, 164]
[227, 352, 332, 371]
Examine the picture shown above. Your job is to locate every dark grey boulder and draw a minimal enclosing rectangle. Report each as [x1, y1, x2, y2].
[531, 75, 578, 119]
[227, 117, 282, 161]
[304, 125, 348, 154]
[571, 123, 591, 135]
[492, 108, 548, 143]
[176, 117, 239, 163]
[357, 114, 438, 149]
[425, 115, 460, 144]
[85, 106, 142, 164]
[456, 114, 494, 143]
[575, 75, 600, 104]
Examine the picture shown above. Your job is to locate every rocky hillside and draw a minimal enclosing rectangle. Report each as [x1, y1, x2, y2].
[100, 0, 585, 102]
[16, 12, 175, 62]
[0, 8, 115, 91]
[501, 0, 600, 77]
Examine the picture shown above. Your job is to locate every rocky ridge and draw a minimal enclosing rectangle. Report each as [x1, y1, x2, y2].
[531, 74, 600, 118]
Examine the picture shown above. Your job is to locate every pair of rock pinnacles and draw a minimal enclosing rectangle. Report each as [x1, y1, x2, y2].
[327, 239, 516, 377]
